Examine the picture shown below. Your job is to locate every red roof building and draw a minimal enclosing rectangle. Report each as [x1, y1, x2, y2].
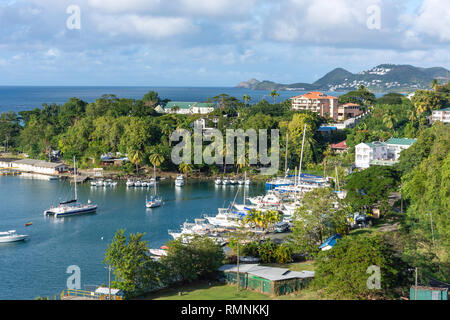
[330, 140, 349, 153]
[291, 92, 339, 119]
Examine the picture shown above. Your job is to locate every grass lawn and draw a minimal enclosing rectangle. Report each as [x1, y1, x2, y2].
[142, 282, 272, 300]
[141, 281, 324, 300]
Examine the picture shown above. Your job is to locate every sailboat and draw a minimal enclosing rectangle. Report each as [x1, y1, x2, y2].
[146, 165, 163, 208]
[44, 157, 97, 218]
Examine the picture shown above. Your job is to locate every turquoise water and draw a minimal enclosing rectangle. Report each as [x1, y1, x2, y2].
[0, 176, 265, 300]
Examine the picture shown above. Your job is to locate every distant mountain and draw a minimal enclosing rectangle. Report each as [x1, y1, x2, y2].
[236, 64, 449, 92]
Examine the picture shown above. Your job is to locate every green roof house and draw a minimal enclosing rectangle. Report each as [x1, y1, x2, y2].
[164, 102, 216, 115]
[355, 138, 417, 169]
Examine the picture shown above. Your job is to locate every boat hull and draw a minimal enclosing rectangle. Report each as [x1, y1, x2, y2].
[44, 205, 97, 218]
[0, 235, 28, 243]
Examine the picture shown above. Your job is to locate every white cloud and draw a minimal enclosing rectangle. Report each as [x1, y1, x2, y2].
[413, 0, 450, 41]
[92, 14, 197, 39]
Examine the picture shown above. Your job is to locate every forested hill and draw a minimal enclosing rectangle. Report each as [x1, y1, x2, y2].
[237, 64, 449, 92]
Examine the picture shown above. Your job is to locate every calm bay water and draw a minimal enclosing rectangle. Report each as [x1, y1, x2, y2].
[0, 176, 265, 300]
[0, 86, 346, 114]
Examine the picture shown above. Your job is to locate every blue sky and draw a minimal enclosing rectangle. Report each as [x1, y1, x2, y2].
[0, 0, 448, 86]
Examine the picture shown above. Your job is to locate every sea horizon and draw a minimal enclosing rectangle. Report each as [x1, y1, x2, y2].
[0, 86, 352, 114]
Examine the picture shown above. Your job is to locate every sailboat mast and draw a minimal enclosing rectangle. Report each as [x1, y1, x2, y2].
[154, 164, 157, 196]
[298, 124, 307, 185]
[285, 132, 289, 176]
[73, 156, 77, 201]
[243, 172, 246, 206]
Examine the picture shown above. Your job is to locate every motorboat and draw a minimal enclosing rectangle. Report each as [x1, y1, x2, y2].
[126, 179, 134, 187]
[175, 175, 185, 187]
[215, 178, 222, 185]
[0, 230, 29, 243]
[222, 178, 230, 185]
[134, 181, 142, 187]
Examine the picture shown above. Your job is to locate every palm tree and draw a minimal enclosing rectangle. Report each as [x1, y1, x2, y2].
[431, 79, 439, 92]
[129, 148, 144, 175]
[179, 163, 194, 177]
[149, 150, 164, 169]
[382, 110, 397, 130]
[407, 109, 417, 123]
[270, 90, 280, 104]
[242, 94, 251, 107]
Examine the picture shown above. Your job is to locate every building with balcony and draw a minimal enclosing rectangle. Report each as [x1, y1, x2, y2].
[430, 107, 450, 124]
[337, 103, 363, 121]
[291, 92, 338, 119]
[355, 138, 417, 169]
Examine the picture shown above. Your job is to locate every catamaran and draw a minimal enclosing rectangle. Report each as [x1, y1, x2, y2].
[0, 230, 29, 243]
[146, 165, 163, 208]
[44, 157, 97, 218]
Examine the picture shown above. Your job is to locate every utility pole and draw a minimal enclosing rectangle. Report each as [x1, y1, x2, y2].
[236, 243, 240, 292]
[415, 267, 418, 300]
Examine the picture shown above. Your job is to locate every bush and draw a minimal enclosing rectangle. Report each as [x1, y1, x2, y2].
[313, 233, 409, 299]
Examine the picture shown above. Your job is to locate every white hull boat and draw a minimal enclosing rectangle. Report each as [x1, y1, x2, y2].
[0, 230, 29, 243]
[175, 175, 185, 187]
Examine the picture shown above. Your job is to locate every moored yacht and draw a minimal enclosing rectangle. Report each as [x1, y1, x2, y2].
[44, 157, 97, 218]
[146, 165, 163, 208]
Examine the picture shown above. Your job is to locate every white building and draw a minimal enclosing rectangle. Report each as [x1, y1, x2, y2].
[164, 102, 216, 115]
[355, 138, 417, 169]
[430, 107, 450, 124]
[12, 159, 68, 175]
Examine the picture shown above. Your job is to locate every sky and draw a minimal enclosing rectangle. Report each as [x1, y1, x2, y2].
[0, 0, 449, 86]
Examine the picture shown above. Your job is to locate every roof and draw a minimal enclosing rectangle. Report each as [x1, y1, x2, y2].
[330, 140, 348, 150]
[318, 126, 337, 132]
[434, 107, 450, 112]
[13, 159, 67, 168]
[385, 138, 417, 146]
[94, 287, 123, 295]
[341, 103, 361, 107]
[165, 102, 214, 109]
[219, 264, 315, 281]
[319, 234, 342, 250]
[357, 141, 386, 148]
[291, 91, 338, 100]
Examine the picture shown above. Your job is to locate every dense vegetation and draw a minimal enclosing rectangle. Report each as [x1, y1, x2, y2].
[2, 82, 448, 300]
[105, 230, 224, 298]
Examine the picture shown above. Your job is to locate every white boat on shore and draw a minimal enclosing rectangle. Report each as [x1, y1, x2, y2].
[0, 230, 29, 243]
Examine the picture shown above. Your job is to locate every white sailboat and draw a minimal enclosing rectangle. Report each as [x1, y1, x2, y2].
[146, 165, 163, 208]
[44, 157, 97, 218]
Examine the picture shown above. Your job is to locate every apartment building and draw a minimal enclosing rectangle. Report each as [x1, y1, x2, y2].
[291, 92, 339, 119]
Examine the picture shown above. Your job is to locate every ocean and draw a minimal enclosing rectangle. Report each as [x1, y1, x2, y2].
[0, 86, 346, 114]
[0, 177, 265, 300]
